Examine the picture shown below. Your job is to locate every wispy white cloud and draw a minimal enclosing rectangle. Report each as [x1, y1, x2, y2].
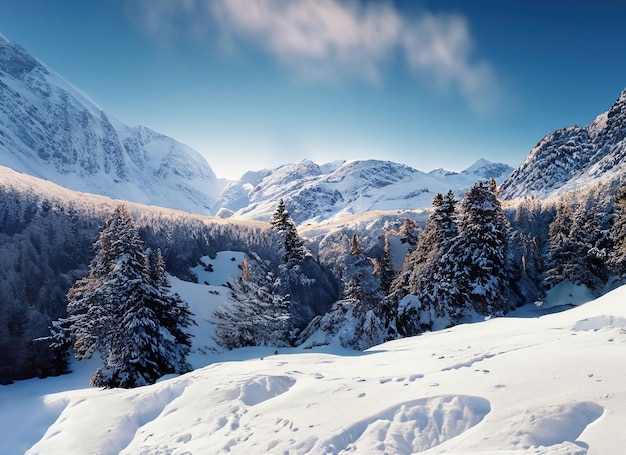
[128, 0, 501, 113]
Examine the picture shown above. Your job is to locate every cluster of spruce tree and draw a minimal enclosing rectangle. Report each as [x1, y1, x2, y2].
[543, 181, 626, 295]
[297, 232, 389, 350]
[0, 191, 102, 384]
[213, 199, 338, 349]
[238, 184, 511, 350]
[49, 205, 194, 388]
[312, 178, 626, 351]
[384, 180, 510, 337]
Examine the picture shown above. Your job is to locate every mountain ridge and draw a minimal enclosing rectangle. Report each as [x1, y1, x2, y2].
[216, 158, 513, 224]
[7, 33, 626, 222]
[500, 89, 626, 200]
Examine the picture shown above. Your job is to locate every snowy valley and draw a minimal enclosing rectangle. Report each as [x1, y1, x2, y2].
[2, 32, 626, 455]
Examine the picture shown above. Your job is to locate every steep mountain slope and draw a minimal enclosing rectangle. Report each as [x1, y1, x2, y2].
[0, 34, 224, 214]
[500, 89, 626, 200]
[216, 158, 513, 224]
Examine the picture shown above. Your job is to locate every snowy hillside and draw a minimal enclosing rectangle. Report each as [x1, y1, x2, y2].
[2, 271, 625, 454]
[500, 89, 626, 200]
[215, 158, 513, 224]
[0, 34, 225, 214]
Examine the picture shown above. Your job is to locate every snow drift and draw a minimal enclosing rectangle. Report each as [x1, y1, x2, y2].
[3, 278, 626, 454]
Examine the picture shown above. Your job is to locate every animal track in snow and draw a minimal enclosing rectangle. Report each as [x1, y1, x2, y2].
[441, 353, 495, 371]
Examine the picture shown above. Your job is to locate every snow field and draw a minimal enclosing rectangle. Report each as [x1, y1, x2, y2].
[2, 256, 626, 454]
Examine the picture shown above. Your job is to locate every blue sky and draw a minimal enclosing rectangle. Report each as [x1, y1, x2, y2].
[1, 0, 625, 180]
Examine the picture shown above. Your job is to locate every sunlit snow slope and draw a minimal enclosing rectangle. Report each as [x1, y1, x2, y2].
[0, 34, 224, 215]
[2, 275, 625, 454]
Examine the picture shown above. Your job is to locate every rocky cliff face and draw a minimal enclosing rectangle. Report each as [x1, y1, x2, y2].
[0, 34, 224, 214]
[500, 89, 626, 200]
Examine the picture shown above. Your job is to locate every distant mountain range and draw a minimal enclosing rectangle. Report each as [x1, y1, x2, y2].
[216, 158, 513, 224]
[2, 33, 626, 222]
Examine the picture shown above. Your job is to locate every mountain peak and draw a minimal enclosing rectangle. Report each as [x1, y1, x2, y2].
[463, 158, 492, 172]
[607, 88, 626, 119]
[461, 159, 514, 179]
[0, 34, 43, 78]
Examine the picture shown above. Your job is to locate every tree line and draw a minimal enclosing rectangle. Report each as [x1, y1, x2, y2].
[3, 177, 626, 385]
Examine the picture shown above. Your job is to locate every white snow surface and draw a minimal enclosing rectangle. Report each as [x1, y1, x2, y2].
[2, 258, 626, 454]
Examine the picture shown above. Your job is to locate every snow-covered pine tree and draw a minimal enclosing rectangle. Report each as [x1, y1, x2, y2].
[213, 259, 291, 349]
[343, 234, 382, 308]
[269, 198, 289, 232]
[387, 191, 460, 334]
[297, 233, 387, 351]
[575, 207, 609, 289]
[373, 235, 395, 295]
[452, 180, 510, 317]
[505, 198, 548, 306]
[146, 248, 194, 375]
[609, 183, 626, 280]
[59, 204, 192, 388]
[416, 191, 463, 322]
[284, 220, 307, 265]
[270, 199, 307, 265]
[547, 203, 608, 291]
[507, 230, 545, 305]
[545, 203, 574, 287]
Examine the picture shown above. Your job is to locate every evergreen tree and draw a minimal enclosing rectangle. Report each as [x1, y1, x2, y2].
[390, 191, 460, 333]
[547, 204, 609, 291]
[609, 183, 626, 279]
[55, 205, 192, 388]
[507, 197, 547, 304]
[416, 191, 464, 323]
[147, 248, 194, 374]
[214, 260, 291, 349]
[452, 181, 510, 317]
[284, 220, 307, 265]
[269, 198, 289, 232]
[546, 203, 575, 287]
[270, 199, 307, 265]
[298, 233, 388, 351]
[344, 235, 381, 308]
[373, 235, 395, 295]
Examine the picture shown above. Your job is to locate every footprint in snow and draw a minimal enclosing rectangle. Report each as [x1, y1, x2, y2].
[176, 433, 192, 443]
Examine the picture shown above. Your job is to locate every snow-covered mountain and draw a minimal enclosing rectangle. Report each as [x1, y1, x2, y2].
[0, 34, 516, 221]
[500, 89, 626, 200]
[0, 34, 225, 214]
[215, 158, 514, 224]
